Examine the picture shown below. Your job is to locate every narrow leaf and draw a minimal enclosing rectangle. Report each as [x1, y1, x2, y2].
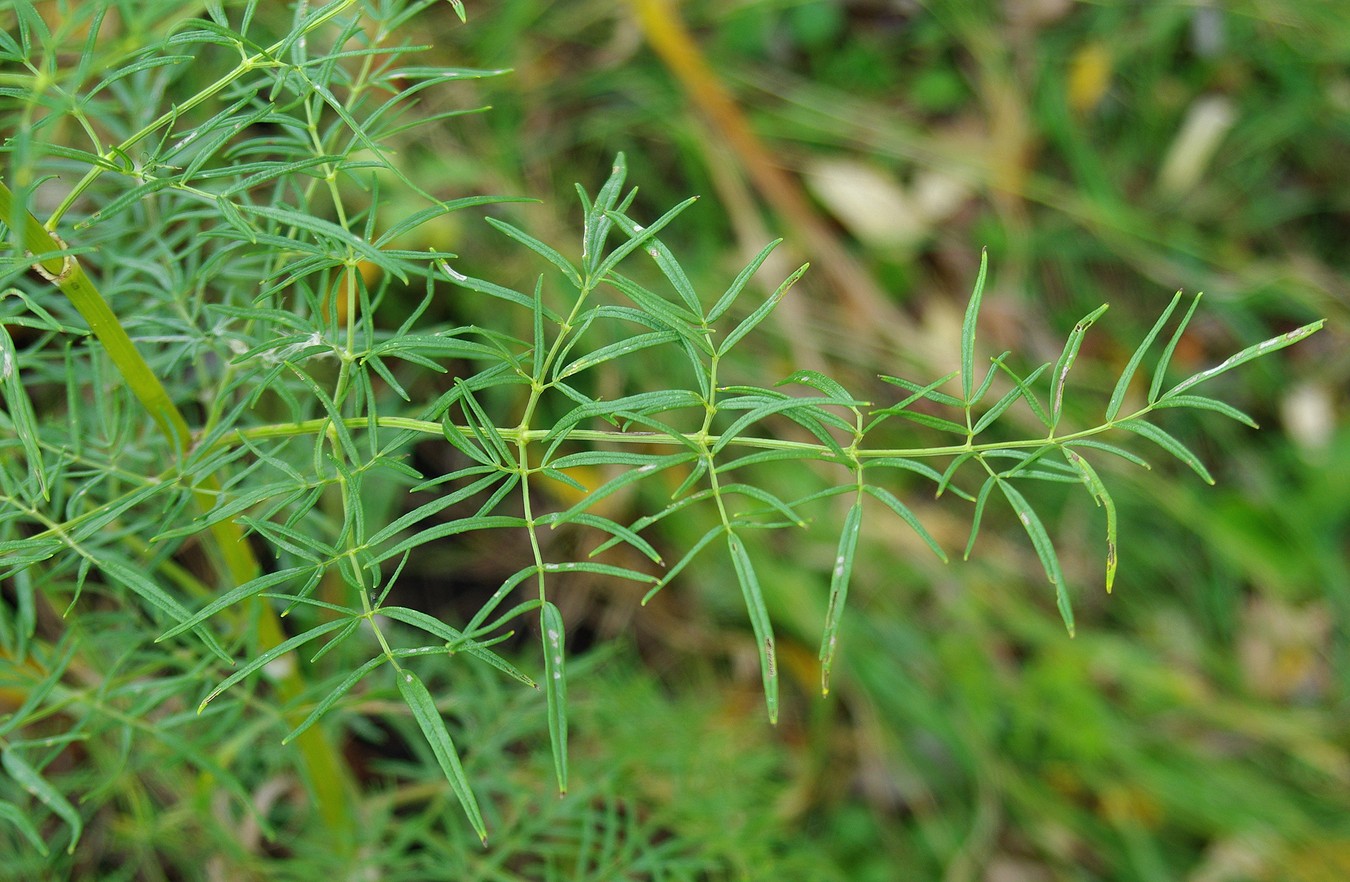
[1063, 448, 1118, 593]
[1106, 291, 1181, 421]
[997, 480, 1074, 635]
[485, 217, 582, 287]
[2, 749, 82, 853]
[718, 263, 809, 356]
[199, 619, 350, 711]
[960, 248, 989, 403]
[1151, 394, 1257, 427]
[726, 533, 779, 724]
[1164, 320, 1325, 400]
[820, 501, 862, 696]
[1116, 418, 1214, 484]
[1050, 304, 1109, 429]
[962, 475, 997, 560]
[862, 485, 948, 561]
[708, 239, 783, 323]
[1148, 293, 1203, 402]
[283, 655, 388, 745]
[396, 668, 488, 844]
[541, 602, 569, 796]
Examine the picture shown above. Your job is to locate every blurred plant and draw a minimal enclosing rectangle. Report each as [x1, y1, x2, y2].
[0, 0, 1323, 872]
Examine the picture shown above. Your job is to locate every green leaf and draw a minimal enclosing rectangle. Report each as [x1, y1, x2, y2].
[485, 217, 582, 287]
[873, 370, 963, 411]
[962, 475, 996, 561]
[156, 566, 317, 642]
[377, 607, 535, 686]
[606, 210, 703, 316]
[711, 395, 861, 456]
[1063, 439, 1151, 470]
[562, 512, 663, 564]
[820, 500, 862, 696]
[861, 485, 948, 562]
[1050, 304, 1109, 429]
[454, 378, 515, 468]
[98, 557, 228, 662]
[541, 601, 569, 796]
[2, 748, 82, 853]
[0, 326, 47, 500]
[777, 369, 857, 404]
[972, 363, 1049, 434]
[1151, 394, 1257, 427]
[1115, 418, 1214, 484]
[594, 197, 699, 282]
[556, 330, 680, 380]
[993, 359, 1052, 428]
[1147, 293, 1203, 402]
[282, 655, 389, 745]
[365, 472, 503, 548]
[708, 239, 783, 323]
[198, 619, 351, 711]
[726, 532, 779, 725]
[996, 479, 1074, 636]
[553, 453, 698, 524]
[643, 523, 722, 604]
[395, 667, 488, 844]
[0, 799, 48, 855]
[718, 263, 809, 356]
[1063, 448, 1118, 593]
[1106, 291, 1181, 421]
[1163, 320, 1325, 400]
[960, 248, 989, 403]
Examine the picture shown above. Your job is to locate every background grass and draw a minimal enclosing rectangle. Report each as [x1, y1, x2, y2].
[2, 1, 1346, 879]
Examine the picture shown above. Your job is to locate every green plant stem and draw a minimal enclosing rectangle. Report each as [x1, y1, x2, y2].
[0, 183, 357, 844]
[208, 406, 1202, 462]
